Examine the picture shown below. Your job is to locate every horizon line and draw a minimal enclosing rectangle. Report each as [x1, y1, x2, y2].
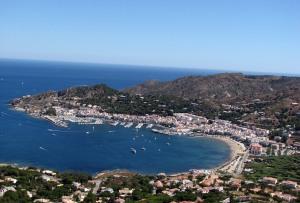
[1, 57, 299, 77]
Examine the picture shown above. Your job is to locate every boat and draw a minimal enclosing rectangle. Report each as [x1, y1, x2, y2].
[135, 123, 143, 129]
[125, 122, 133, 128]
[166, 142, 171, 146]
[94, 119, 103, 124]
[130, 148, 137, 154]
[146, 124, 153, 128]
[141, 147, 146, 151]
[111, 121, 119, 126]
[86, 131, 90, 134]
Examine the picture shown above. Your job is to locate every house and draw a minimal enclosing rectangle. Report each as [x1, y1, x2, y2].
[271, 192, 297, 202]
[0, 186, 16, 197]
[119, 188, 133, 197]
[61, 196, 76, 203]
[228, 178, 242, 190]
[41, 174, 58, 182]
[4, 177, 18, 184]
[262, 177, 278, 185]
[33, 198, 52, 203]
[235, 196, 251, 202]
[249, 143, 263, 155]
[114, 198, 125, 203]
[154, 180, 164, 188]
[281, 180, 298, 189]
[201, 174, 218, 187]
[101, 187, 114, 194]
[42, 170, 56, 176]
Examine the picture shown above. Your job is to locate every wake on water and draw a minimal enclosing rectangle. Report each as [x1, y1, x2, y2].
[39, 146, 47, 151]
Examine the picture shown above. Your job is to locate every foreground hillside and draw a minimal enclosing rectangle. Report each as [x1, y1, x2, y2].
[1, 156, 300, 203]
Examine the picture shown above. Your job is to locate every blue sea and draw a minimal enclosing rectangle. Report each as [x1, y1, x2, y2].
[0, 59, 231, 174]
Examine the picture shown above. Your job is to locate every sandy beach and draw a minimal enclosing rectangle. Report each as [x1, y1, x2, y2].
[191, 133, 246, 173]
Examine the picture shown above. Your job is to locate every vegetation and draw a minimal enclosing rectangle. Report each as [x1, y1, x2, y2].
[0, 190, 31, 203]
[59, 172, 92, 184]
[45, 107, 56, 116]
[244, 155, 300, 182]
[0, 166, 92, 202]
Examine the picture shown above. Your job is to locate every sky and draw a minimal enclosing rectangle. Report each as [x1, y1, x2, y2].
[0, 0, 300, 74]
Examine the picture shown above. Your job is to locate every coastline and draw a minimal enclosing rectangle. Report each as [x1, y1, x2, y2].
[203, 135, 246, 171]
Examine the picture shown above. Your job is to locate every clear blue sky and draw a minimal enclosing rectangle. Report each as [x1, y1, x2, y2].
[1, 0, 300, 74]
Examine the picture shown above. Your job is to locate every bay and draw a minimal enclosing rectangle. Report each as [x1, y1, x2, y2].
[0, 59, 230, 174]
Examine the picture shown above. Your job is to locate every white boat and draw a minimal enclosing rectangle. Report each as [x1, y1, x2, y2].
[146, 124, 153, 128]
[141, 147, 146, 151]
[130, 148, 137, 154]
[112, 121, 119, 126]
[125, 122, 133, 128]
[135, 123, 143, 129]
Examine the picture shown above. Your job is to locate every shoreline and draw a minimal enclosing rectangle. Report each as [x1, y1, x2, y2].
[203, 135, 246, 172]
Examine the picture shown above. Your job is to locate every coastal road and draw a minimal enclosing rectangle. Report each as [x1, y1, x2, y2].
[235, 151, 249, 175]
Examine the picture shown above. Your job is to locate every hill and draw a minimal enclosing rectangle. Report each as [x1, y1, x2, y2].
[124, 73, 300, 103]
[124, 73, 300, 129]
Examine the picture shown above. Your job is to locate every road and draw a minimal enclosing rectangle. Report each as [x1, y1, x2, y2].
[92, 180, 101, 194]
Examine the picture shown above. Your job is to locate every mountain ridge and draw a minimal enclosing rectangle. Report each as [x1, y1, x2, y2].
[124, 73, 300, 104]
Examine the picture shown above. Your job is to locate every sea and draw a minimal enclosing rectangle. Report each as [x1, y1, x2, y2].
[0, 59, 231, 175]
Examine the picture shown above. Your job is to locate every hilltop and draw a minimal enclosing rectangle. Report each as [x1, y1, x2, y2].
[124, 73, 300, 103]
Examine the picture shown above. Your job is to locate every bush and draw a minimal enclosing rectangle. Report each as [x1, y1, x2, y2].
[174, 191, 197, 201]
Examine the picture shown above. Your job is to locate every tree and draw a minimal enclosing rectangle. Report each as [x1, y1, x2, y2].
[83, 192, 97, 203]
[0, 190, 31, 203]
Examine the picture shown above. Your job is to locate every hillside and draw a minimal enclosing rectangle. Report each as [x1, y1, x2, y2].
[124, 73, 300, 103]
[124, 73, 300, 129]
